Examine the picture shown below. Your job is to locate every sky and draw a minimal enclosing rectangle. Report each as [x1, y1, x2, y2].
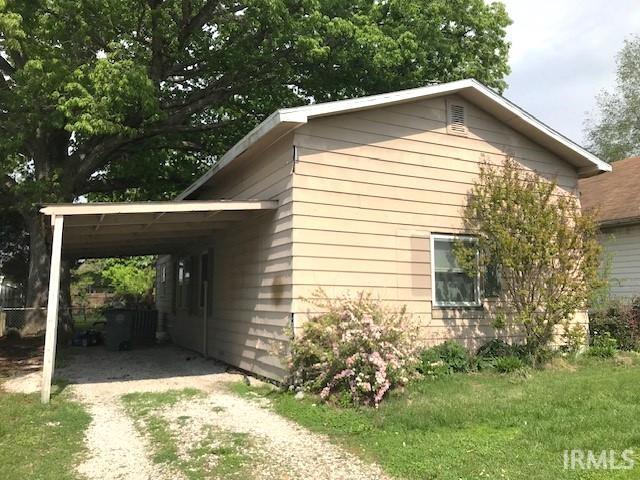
[500, 0, 640, 145]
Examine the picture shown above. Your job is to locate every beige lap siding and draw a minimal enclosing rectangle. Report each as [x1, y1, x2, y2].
[290, 94, 582, 348]
[156, 135, 295, 380]
[601, 224, 640, 298]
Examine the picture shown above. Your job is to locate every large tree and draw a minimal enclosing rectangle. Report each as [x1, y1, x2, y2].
[585, 35, 640, 162]
[0, 0, 511, 334]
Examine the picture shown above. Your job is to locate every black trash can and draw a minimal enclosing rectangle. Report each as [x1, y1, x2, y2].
[103, 308, 158, 350]
[104, 309, 134, 351]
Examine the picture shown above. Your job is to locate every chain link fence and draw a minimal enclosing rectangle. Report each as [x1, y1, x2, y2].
[0, 307, 45, 333]
[1, 305, 157, 350]
[0, 306, 108, 336]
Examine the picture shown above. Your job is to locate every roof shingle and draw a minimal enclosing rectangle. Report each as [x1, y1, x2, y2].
[579, 156, 640, 225]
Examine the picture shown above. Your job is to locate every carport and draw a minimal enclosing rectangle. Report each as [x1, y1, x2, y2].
[39, 200, 278, 403]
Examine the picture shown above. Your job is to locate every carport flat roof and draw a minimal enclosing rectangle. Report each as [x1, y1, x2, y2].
[40, 200, 278, 258]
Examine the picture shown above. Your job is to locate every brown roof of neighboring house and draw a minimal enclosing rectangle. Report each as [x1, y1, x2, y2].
[579, 156, 640, 226]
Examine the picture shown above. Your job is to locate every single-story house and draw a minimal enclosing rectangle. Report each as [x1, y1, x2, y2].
[39, 79, 610, 399]
[151, 79, 611, 380]
[580, 156, 640, 298]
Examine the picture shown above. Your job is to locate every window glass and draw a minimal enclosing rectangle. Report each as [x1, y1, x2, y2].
[160, 265, 167, 296]
[177, 260, 185, 285]
[176, 259, 190, 309]
[433, 236, 478, 306]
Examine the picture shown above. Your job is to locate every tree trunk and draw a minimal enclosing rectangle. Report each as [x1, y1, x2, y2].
[23, 213, 50, 335]
[22, 212, 74, 340]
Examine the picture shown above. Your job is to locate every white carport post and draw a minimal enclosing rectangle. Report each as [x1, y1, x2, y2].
[41, 214, 64, 404]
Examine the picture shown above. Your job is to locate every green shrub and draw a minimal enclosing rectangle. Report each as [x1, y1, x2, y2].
[476, 339, 527, 360]
[475, 338, 546, 369]
[493, 355, 526, 373]
[561, 324, 587, 355]
[586, 332, 618, 358]
[418, 347, 450, 378]
[589, 298, 640, 351]
[288, 290, 419, 407]
[418, 341, 472, 377]
[476, 339, 513, 358]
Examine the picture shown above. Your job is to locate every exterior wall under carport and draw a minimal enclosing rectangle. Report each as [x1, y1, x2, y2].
[155, 134, 295, 380]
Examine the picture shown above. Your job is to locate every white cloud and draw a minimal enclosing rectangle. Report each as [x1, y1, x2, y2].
[499, 0, 640, 145]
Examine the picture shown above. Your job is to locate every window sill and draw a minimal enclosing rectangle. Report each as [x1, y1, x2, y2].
[432, 303, 484, 310]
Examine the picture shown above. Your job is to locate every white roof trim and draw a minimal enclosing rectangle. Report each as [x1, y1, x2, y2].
[176, 112, 305, 200]
[178, 78, 610, 199]
[41, 200, 278, 216]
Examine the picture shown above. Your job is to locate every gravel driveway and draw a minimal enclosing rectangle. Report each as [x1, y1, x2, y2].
[7, 345, 389, 480]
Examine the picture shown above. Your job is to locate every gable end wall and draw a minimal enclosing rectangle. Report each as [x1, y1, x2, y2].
[290, 93, 585, 350]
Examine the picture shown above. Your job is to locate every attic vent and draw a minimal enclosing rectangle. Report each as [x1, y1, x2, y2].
[447, 102, 467, 135]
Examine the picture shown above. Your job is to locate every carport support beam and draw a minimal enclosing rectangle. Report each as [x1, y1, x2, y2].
[41, 214, 64, 404]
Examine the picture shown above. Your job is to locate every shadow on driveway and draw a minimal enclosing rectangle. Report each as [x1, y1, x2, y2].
[58, 344, 240, 399]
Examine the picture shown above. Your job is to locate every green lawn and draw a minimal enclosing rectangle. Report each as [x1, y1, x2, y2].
[234, 357, 640, 480]
[0, 389, 91, 480]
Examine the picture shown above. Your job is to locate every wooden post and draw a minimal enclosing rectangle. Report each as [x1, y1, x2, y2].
[41, 215, 64, 404]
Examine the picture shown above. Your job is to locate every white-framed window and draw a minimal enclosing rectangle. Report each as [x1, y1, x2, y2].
[176, 258, 190, 309]
[159, 264, 167, 297]
[430, 233, 480, 307]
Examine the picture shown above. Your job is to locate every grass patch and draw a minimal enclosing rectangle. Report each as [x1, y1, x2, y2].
[0, 389, 91, 480]
[190, 429, 250, 479]
[122, 388, 204, 418]
[236, 359, 640, 480]
[122, 388, 251, 479]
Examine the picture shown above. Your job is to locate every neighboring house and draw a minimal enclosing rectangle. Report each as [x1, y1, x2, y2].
[151, 79, 610, 380]
[580, 156, 640, 298]
[0, 276, 23, 308]
[0, 277, 24, 335]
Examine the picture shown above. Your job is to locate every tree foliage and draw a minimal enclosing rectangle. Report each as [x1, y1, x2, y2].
[0, 0, 511, 327]
[1, 0, 512, 206]
[101, 257, 155, 304]
[72, 257, 155, 305]
[585, 35, 640, 162]
[0, 208, 28, 285]
[455, 159, 603, 360]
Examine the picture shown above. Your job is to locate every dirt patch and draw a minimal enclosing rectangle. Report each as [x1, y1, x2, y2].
[0, 335, 43, 380]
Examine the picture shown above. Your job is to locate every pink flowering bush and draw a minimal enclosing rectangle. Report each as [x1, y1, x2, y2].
[288, 290, 419, 407]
